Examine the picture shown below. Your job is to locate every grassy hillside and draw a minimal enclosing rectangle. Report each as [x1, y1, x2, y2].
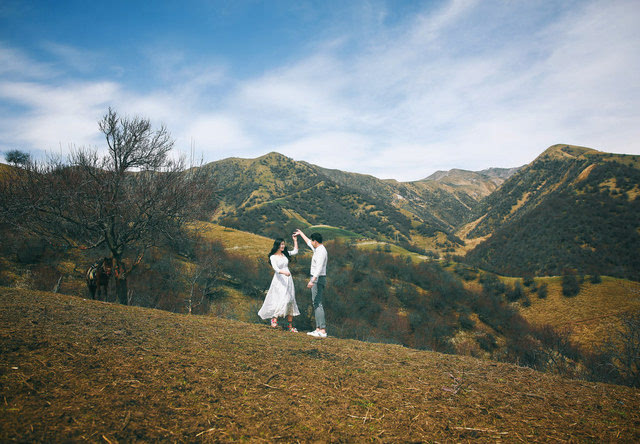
[200, 146, 640, 280]
[192, 221, 274, 260]
[192, 223, 640, 358]
[3, 218, 637, 380]
[518, 276, 640, 351]
[2, 287, 639, 442]
[464, 144, 640, 280]
[208, 153, 427, 245]
[452, 269, 640, 348]
[421, 167, 519, 202]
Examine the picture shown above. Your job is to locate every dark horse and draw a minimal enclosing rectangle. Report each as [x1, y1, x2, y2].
[86, 257, 114, 300]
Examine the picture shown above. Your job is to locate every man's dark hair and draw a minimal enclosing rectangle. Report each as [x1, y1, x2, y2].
[310, 233, 323, 243]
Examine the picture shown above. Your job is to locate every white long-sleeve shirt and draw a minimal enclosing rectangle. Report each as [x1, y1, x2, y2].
[269, 248, 298, 273]
[304, 241, 327, 279]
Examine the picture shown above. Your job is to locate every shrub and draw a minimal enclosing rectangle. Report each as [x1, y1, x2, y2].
[523, 275, 535, 287]
[505, 334, 546, 369]
[562, 272, 580, 297]
[533, 324, 580, 362]
[453, 264, 478, 281]
[506, 281, 525, 302]
[4, 149, 31, 166]
[29, 264, 62, 293]
[458, 313, 475, 330]
[479, 273, 506, 296]
[537, 282, 548, 299]
[617, 312, 640, 387]
[477, 332, 497, 351]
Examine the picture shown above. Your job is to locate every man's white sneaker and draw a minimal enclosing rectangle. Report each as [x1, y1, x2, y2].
[307, 330, 327, 338]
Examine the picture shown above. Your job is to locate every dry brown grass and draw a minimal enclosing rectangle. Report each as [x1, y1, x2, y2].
[520, 277, 640, 350]
[2, 287, 639, 442]
[191, 222, 273, 260]
[208, 287, 263, 324]
[457, 273, 640, 351]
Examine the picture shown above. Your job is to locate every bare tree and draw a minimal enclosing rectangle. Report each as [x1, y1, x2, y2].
[586, 312, 640, 387]
[0, 108, 215, 304]
[186, 239, 226, 314]
[618, 312, 640, 387]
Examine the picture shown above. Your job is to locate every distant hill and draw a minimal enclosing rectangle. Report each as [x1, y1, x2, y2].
[203, 152, 423, 244]
[202, 152, 512, 253]
[424, 166, 520, 186]
[2, 287, 639, 442]
[463, 144, 640, 280]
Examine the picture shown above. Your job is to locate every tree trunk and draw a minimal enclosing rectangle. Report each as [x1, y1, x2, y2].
[112, 256, 129, 305]
[116, 276, 128, 305]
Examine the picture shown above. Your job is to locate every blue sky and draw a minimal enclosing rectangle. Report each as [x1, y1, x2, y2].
[1, 0, 639, 180]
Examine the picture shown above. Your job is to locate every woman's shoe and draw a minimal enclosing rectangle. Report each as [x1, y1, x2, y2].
[288, 325, 298, 332]
[270, 318, 278, 328]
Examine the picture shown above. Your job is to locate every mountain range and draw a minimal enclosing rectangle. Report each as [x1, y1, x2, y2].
[203, 152, 519, 252]
[203, 144, 639, 280]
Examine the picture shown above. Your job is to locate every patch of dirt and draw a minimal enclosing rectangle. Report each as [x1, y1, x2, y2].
[1, 287, 639, 442]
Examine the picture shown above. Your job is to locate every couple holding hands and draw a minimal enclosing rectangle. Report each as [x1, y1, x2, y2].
[258, 229, 328, 338]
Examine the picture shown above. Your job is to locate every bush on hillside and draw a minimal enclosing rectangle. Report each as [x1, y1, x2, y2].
[453, 264, 478, 281]
[562, 272, 580, 297]
[537, 282, 548, 298]
[478, 272, 506, 296]
[15, 238, 49, 264]
[523, 275, 535, 287]
[506, 281, 525, 302]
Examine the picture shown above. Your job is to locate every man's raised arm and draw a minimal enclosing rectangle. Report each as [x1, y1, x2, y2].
[294, 229, 313, 249]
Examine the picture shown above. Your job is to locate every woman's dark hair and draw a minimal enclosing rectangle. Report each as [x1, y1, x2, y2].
[267, 238, 290, 262]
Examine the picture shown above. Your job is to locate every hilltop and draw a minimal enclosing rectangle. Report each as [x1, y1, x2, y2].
[463, 144, 640, 280]
[2, 287, 639, 442]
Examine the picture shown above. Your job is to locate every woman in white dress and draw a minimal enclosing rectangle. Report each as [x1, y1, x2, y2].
[258, 235, 300, 332]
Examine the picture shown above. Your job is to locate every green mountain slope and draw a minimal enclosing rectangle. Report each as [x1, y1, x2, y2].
[464, 145, 640, 280]
[203, 152, 512, 252]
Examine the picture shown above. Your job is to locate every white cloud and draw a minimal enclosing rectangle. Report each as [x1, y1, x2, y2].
[41, 42, 102, 74]
[0, 80, 118, 151]
[276, 132, 373, 172]
[0, 42, 57, 79]
[182, 114, 253, 154]
[235, 53, 353, 135]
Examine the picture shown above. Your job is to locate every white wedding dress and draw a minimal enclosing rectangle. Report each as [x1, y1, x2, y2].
[258, 249, 300, 319]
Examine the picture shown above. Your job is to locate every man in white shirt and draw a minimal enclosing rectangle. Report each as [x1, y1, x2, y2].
[294, 229, 328, 338]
